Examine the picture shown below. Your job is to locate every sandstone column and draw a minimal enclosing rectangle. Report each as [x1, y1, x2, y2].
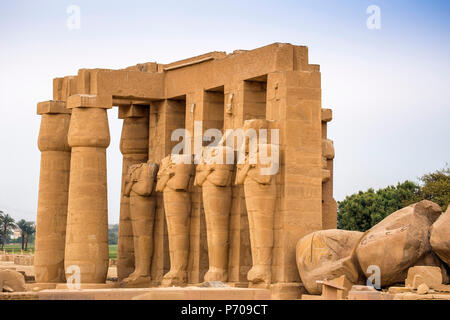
[64, 94, 111, 284]
[35, 101, 71, 283]
[117, 105, 149, 281]
[321, 109, 337, 229]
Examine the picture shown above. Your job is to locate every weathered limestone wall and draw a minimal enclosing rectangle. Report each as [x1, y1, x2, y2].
[266, 68, 323, 283]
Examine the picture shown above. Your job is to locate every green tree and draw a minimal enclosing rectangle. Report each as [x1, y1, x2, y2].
[338, 166, 450, 232]
[108, 224, 119, 245]
[416, 166, 450, 211]
[16, 219, 28, 250]
[337, 181, 419, 231]
[23, 222, 35, 251]
[0, 211, 16, 250]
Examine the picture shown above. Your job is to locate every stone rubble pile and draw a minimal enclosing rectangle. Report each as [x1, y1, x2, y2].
[297, 201, 450, 300]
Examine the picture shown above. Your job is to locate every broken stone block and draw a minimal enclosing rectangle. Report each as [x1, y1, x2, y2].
[394, 292, 450, 300]
[270, 283, 305, 300]
[405, 266, 443, 289]
[417, 283, 430, 295]
[430, 206, 450, 267]
[347, 290, 394, 300]
[330, 275, 353, 298]
[414, 251, 449, 284]
[356, 200, 442, 287]
[316, 280, 345, 300]
[316, 275, 353, 300]
[13, 255, 34, 266]
[296, 229, 364, 295]
[351, 285, 377, 291]
[388, 286, 413, 294]
[0, 270, 26, 292]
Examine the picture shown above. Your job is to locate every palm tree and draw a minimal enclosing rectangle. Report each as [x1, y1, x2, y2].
[0, 212, 16, 250]
[16, 219, 28, 250]
[23, 222, 35, 251]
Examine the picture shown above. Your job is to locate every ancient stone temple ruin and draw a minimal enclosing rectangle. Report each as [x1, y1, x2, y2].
[34, 43, 336, 298]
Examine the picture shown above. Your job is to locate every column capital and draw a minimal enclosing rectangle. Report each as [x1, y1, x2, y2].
[37, 100, 71, 115]
[321, 108, 332, 122]
[118, 104, 149, 119]
[67, 94, 112, 109]
[68, 107, 110, 148]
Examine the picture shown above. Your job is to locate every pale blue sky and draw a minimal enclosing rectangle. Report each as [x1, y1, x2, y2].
[0, 0, 449, 223]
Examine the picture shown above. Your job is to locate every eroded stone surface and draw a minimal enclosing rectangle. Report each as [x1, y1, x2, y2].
[195, 146, 234, 283]
[430, 206, 450, 266]
[156, 155, 194, 287]
[120, 161, 158, 287]
[0, 270, 26, 293]
[405, 266, 443, 289]
[236, 121, 279, 287]
[356, 200, 442, 287]
[296, 229, 364, 294]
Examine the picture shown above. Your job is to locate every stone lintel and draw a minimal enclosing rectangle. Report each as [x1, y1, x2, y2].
[321, 108, 332, 122]
[37, 100, 71, 115]
[118, 105, 149, 119]
[67, 94, 113, 109]
[113, 98, 152, 107]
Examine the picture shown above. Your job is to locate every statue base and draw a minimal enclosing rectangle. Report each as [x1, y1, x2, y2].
[26, 283, 58, 292]
[270, 282, 306, 300]
[55, 282, 119, 290]
[37, 287, 271, 300]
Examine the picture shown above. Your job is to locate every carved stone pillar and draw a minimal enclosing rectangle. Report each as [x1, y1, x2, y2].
[321, 109, 337, 229]
[117, 105, 149, 281]
[121, 161, 158, 287]
[35, 101, 71, 283]
[235, 120, 279, 288]
[194, 146, 234, 282]
[156, 155, 194, 287]
[64, 94, 111, 283]
[148, 99, 186, 283]
[266, 70, 323, 284]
